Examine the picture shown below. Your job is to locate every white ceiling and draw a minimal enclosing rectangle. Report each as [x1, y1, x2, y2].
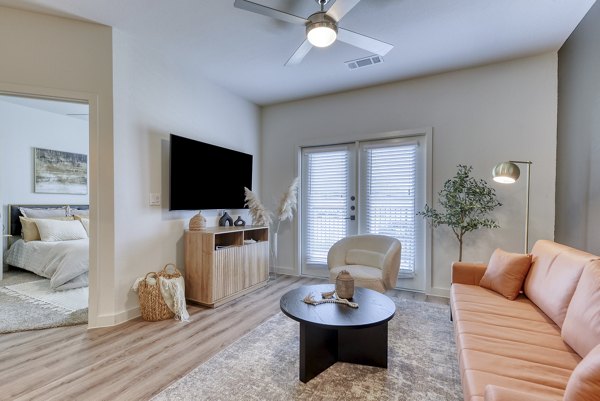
[0, 94, 89, 121]
[0, 0, 595, 105]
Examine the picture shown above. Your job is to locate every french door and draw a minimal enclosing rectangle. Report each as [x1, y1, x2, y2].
[300, 137, 425, 291]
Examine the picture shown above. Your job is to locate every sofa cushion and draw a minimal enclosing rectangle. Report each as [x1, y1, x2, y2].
[561, 260, 600, 357]
[460, 349, 573, 389]
[457, 335, 581, 371]
[563, 344, 600, 401]
[455, 320, 575, 353]
[484, 385, 562, 401]
[524, 240, 597, 327]
[462, 370, 565, 401]
[479, 249, 532, 300]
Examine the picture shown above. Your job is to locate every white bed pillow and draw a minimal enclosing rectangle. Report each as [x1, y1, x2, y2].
[20, 207, 66, 218]
[19, 216, 74, 241]
[74, 215, 89, 236]
[34, 219, 88, 242]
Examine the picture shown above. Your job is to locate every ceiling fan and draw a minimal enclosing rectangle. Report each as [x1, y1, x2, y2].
[234, 0, 394, 66]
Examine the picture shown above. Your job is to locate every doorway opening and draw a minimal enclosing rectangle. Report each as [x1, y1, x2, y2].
[299, 134, 429, 292]
[0, 93, 91, 333]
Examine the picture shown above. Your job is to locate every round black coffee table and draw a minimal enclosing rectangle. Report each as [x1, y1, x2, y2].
[280, 284, 396, 383]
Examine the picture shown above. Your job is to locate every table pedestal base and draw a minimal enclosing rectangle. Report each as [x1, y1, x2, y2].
[299, 322, 388, 383]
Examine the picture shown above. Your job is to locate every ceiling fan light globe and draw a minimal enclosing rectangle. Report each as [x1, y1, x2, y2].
[307, 22, 337, 47]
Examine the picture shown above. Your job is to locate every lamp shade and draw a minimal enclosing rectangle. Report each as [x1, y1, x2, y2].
[306, 13, 338, 48]
[492, 161, 520, 184]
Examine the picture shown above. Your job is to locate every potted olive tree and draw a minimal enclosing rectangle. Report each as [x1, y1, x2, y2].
[418, 165, 502, 261]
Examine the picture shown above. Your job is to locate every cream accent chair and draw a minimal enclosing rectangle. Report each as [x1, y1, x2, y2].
[327, 234, 402, 293]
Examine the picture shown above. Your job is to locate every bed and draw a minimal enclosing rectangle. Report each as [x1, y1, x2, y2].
[4, 204, 89, 290]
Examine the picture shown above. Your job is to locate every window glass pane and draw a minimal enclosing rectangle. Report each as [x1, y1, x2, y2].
[304, 150, 349, 265]
[364, 143, 417, 273]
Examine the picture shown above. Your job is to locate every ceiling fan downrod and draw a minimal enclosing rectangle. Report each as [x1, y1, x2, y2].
[315, 0, 330, 12]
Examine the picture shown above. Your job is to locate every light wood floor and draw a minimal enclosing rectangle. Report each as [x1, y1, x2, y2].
[0, 275, 447, 401]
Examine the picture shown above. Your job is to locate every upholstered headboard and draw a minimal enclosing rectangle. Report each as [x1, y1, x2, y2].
[8, 204, 89, 237]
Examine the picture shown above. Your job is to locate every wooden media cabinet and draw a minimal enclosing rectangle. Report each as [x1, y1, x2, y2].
[184, 226, 269, 307]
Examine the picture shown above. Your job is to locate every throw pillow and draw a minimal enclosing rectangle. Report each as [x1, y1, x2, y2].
[19, 216, 41, 242]
[561, 260, 600, 357]
[563, 344, 600, 401]
[19, 216, 74, 241]
[34, 219, 88, 242]
[19, 206, 66, 218]
[479, 248, 532, 300]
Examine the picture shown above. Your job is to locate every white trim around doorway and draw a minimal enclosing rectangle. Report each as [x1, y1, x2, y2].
[0, 80, 104, 328]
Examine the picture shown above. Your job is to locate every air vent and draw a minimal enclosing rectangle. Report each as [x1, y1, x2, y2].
[345, 55, 384, 70]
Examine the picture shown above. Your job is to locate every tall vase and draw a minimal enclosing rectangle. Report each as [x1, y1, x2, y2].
[271, 232, 278, 277]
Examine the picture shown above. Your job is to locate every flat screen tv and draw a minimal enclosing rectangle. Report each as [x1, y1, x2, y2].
[169, 134, 253, 210]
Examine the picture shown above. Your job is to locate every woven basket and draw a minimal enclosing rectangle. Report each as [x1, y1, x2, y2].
[158, 263, 182, 280]
[138, 264, 181, 321]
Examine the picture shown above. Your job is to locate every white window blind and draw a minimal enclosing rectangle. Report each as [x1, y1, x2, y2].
[304, 149, 349, 265]
[363, 142, 417, 274]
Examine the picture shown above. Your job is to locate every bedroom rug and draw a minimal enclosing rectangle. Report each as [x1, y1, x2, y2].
[153, 297, 463, 401]
[4, 279, 88, 311]
[0, 270, 87, 334]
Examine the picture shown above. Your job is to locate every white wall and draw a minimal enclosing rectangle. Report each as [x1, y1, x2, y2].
[0, 100, 89, 207]
[262, 53, 558, 296]
[111, 31, 261, 321]
[0, 7, 260, 326]
[0, 6, 114, 327]
[556, 1, 600, 255]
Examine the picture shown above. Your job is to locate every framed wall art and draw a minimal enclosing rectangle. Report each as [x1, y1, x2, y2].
[34, 147, 88, 194]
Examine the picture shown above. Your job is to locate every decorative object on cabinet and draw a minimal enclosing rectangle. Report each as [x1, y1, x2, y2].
[234, 216, 246, 226]
[244, 187, 272, 227]
[184, 226, 269, 307]
[189, 211, 206, 231]
[219, 211, 234, 226]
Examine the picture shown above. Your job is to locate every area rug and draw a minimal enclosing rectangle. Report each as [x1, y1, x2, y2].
[0, 271, 88, 334]
[153, 297, 463, 401]
[4, 279, 88, 311]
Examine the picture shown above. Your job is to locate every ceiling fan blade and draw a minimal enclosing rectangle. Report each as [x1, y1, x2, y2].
[337, 28, 393, 56]
[234, 0, 308, 25]
[326, 0, 361, 22]
[285, 39, 313, 66]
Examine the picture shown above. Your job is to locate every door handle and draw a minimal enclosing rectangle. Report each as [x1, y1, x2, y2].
[344, 215, 356, 221]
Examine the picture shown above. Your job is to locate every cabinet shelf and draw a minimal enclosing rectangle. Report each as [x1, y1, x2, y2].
[184, 226, 269, 308]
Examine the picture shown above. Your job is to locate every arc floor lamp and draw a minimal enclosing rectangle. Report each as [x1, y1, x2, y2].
[492, 160, 533, 253]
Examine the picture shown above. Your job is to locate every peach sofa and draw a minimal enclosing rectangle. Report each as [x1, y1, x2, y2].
[450, 240, 600, 401]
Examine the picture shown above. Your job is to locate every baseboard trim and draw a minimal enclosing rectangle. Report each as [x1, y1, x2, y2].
[274, 266, 296, 276]
[89, 306, 140, 329]
[429, 287, 450, 298]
